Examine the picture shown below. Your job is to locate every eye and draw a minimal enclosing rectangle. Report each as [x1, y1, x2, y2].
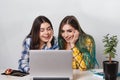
[61, 30, 65, 33]
[67, 30, 72, 32]
[40, 28, 44, 32]
[47, 27, 52, 31]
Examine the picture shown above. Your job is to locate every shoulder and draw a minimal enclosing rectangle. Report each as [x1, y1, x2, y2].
[53, 36, 59, 49]
[86, 34, 94, 39]
[23, 37, 31, 46]
[83, 34, 95, 45]
[85, 34, 94, 41]
[53, 36, 58, 44]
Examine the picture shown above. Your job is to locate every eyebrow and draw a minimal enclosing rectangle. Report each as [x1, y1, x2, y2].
[47, 26, 52, 29]
[61, 28, 73, 31]
[40, 26, 51, 29]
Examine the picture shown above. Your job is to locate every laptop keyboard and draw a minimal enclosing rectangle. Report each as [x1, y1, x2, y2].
[33, 77, 69, 80]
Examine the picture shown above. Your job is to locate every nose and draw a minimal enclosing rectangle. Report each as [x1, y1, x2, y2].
[63, 32, 68, 38]
[44, 29, 49, 34]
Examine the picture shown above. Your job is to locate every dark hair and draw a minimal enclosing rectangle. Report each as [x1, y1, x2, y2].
[58, 15, 98, 69]
[59, 16, 84, 33]
[58, 15, 87, 50]
[26, 16, 54, 49]
[58, 16, 85, 49]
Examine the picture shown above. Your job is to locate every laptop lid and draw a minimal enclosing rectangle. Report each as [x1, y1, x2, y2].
[29, 50, 73, 80]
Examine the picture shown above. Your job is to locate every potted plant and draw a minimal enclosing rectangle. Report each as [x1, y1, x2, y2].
[102, 34, 119, 80]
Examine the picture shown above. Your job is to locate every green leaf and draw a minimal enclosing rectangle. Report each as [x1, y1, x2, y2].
[102, 34, 118, 61]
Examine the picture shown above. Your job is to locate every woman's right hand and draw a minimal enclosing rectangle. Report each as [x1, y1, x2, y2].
[5, 68, 13, 75]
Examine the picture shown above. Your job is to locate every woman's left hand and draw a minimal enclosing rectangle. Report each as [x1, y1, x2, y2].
[46, 31, 54, 48]
[70, 30, 79, 48]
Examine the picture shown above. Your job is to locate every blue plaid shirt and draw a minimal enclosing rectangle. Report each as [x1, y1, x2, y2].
[18, 37, 59, 73]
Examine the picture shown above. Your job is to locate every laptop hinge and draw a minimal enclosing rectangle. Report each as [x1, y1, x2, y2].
[33, 77, 69, 80]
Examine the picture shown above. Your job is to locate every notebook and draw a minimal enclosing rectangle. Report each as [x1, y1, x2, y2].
[29, 50, 73, 80]
[92, 68, 120, 79]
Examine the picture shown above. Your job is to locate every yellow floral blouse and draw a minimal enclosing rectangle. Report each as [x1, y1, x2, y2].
[72, 47, 87, 71]
[72, 38, 97, 71]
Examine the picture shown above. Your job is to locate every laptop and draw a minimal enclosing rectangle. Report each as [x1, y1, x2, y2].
[29, 50, 73, 80]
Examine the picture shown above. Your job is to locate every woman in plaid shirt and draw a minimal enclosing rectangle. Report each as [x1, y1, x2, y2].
[58, 15, 99, 71]
[18, 16, 58, 73]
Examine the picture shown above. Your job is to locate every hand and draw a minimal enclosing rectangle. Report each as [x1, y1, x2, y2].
[5, 68, 13, 75]
[46, 31, 54, 48]
[70, 30, 79, 48]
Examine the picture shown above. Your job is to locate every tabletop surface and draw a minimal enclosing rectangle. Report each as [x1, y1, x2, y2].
[0, 69, 120, 80]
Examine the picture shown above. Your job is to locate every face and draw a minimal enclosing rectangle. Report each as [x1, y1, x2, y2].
[61, 24, 76, 43]
[39, 22, 53, 43]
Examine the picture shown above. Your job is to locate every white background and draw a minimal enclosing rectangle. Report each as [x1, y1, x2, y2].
[0, 0, 120, 71]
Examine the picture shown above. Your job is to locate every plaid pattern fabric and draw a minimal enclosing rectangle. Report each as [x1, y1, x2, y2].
[72, 37, 99, 71]
[72, 47, 87, 71]
[18, 37, 59, 73]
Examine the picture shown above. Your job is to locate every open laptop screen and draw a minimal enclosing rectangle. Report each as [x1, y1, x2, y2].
[29, 50, 73, 80]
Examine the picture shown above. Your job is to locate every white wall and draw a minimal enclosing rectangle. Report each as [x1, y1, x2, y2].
[0, 0, 120, 71]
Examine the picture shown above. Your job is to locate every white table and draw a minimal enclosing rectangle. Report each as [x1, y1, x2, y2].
[0, 69, 120, 80]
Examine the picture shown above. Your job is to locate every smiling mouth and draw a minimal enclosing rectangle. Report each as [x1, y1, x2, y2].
[43, 36, 50, 39]
[64, 37, 71, 41]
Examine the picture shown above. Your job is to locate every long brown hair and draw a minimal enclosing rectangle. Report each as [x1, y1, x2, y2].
[26, 16, 54, 49]
[58, 15, 86, 50]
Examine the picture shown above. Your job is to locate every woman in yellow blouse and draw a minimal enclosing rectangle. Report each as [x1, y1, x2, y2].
[58, 15, 99, 71]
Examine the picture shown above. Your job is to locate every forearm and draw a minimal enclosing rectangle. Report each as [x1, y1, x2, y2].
[18, 59, 29, 73]
[18, 37, 31, 73]
[72, 46, 87, 71]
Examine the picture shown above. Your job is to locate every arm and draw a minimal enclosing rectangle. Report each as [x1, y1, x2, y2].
[18, 38, 31, 73]
[72, 46, 87, 71]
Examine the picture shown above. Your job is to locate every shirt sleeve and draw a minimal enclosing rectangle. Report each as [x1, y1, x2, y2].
[43, 37, 59, 50]
[72, 46, 87, 71]
[18, 38, 31, 73]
